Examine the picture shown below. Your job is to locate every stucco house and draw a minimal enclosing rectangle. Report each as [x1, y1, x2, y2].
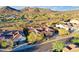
[70, 19, 79, 31]
[70, 19, 79, 25]
[13, 31, 26, 45]
[55, 24, 69, 30]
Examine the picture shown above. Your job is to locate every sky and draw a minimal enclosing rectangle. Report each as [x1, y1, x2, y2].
[11, 6, 79, 11]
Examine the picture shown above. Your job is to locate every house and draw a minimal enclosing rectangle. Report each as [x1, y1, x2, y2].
[42, 27, 56, 38]
[56, 24, 64, 28]
[70, 19, 79, 31]
[13, 31, 26, 45]
[63, 44, 79, 52]
[36, 27, 43, 32]
[55, 24, 69, 30]
[28, 27, 38, 33]
[70, 19, 79, 25]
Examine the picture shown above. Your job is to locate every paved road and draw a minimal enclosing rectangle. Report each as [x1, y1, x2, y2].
[11, 31, 76, 52]
[33, 35, 73, 52]
[12, 33, 73, 52]
[33, 41, 52, 52]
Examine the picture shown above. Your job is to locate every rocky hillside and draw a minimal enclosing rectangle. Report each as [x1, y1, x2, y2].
[0, 6, 20, 15]
[0, 6, 79, 21]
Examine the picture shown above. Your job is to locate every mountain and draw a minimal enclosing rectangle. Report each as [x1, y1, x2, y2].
[0, 6, 21, 15]
[21, 7, 56, 13]
[0, 6, 79, 20]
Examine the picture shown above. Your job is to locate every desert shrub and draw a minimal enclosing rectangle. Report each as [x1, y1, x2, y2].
[73, 33, 79, 38]
[27, 32, 44, 44]
[36, 33, 44, 41]
[27, 32, 37, 43]
[46, 22, 53, 27]
[58, 29, 69, 36]
[1, 40, 7, 48]
[52, 41, 65, 52]
[7, 39, 14, 48]
[34, 8, 40, 12]
[20, 15, 25, 20]
[71, 38, 79, 45]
